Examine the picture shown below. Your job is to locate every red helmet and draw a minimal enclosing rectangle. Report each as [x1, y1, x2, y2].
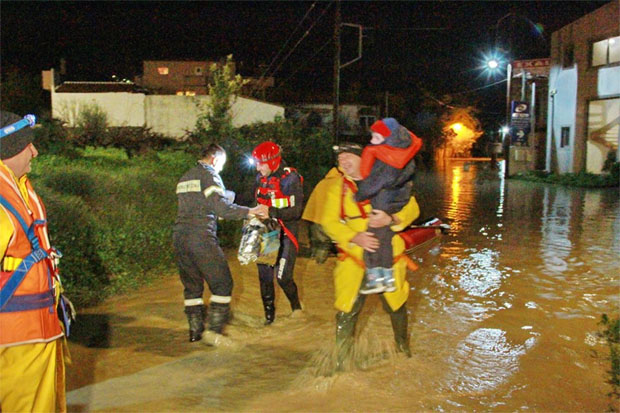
[252, 141, 282, 171]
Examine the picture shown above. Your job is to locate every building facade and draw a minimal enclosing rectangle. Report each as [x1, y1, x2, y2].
[546, 0, 620, 174]
[135, 60, 217, 95]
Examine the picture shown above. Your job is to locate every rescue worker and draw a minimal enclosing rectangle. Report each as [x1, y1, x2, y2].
[173, 143, 266, 344]
[0, 110, 68, 411]
[303, 142, 420, 370]
[252, 141, 303, 324]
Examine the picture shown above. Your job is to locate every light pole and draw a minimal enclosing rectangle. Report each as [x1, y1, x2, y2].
[504, 62, 512, 178]
[486, 58, 512, 178]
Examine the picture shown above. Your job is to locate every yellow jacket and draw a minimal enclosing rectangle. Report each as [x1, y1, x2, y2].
[306, 167, 420, 313]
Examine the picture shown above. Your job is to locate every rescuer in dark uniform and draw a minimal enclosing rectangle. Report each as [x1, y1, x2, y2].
[173, 143, 267, 344]
[252, 141, 304, 324]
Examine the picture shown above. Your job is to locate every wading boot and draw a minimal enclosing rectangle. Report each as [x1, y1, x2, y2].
[260, 280, 276, 325]
[281, 281, 302, 312]
[202, 302, 236, 347]
[185, 305, 205, 342]
[335, 296, 365, 371]
[390, 303, 411, 358]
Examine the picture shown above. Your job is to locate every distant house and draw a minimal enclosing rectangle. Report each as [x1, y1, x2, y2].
[135, 60, 214, 95]
[546, 0, 619, 174]
[133, 59, 274, 98]
[286, 104, 379, 138]
[43, 67, 284, 139]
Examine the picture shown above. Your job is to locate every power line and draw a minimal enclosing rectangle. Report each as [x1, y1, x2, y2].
[451, 78, 507, 95]
[249, 2, 317, 97]
[269, 37, 333, 97]
[265, 1, 334, 84]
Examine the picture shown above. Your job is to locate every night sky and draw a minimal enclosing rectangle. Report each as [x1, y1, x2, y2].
[0, 0, 609, 109]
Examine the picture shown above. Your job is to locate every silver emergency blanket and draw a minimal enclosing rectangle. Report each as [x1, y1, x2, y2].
[237, 217, 280, 266]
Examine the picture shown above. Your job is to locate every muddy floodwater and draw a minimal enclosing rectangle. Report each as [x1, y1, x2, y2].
[66, 160, 619, 412]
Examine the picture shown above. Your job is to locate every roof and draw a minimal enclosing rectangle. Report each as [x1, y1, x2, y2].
[55, 81, 139, 93]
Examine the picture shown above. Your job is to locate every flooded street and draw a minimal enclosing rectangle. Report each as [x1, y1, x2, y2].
[66, 160, 619, 412]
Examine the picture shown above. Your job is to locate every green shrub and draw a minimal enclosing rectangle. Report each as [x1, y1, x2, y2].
[35, 186, 109, 305]
[598, 314, 620, 404]
[512, 170, 620, 188]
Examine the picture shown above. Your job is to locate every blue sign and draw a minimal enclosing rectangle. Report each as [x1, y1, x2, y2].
[510, 101, 531, 145]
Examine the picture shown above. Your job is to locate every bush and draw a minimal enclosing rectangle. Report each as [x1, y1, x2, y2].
[30, 147, 185, 306]
[512, 170, 620, 188]
[35, 186, 108, 305]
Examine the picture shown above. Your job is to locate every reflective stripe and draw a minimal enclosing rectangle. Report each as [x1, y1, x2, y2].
[184, 298, 204, 306]
[272, 195, 295, 208]
[0, 290, 55, 313]
[176, 180, 201, 194]
[276, 258, 286, 280]
[210, 295, 231, 304]
[1, 256, 22, 272]
[203, 185, 224, 199]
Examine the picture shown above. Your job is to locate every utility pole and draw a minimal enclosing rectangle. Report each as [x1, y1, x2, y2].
[332, 0, 341, 143]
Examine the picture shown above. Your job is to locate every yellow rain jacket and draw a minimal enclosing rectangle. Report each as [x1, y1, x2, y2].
[303, 167, 420, 313]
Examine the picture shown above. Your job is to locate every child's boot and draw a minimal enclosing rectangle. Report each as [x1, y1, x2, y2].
[360, 267, 385, 294]
[382, 268, 396, 292]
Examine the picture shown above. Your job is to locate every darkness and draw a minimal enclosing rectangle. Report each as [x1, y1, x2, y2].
[0, 1, 609, 115]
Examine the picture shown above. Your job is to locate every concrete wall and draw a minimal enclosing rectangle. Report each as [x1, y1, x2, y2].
[52, 92, 284, 138]
[52, 92, 146, 127]
[547, 66, 578, 174]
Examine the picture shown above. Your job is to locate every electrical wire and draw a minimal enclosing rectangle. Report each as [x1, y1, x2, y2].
[269, 37, 333, 96]
[248, 2, 317, 97]
[263, 1, 334, 87]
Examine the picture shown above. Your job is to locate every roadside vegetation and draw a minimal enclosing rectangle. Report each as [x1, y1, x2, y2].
[597, 314, 620, 409]
[511, 166, 619, 188]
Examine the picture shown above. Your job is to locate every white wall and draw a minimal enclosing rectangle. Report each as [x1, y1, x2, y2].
[52, 92, 284, 138]
[547, 64, 578, 173]
[52, 92, 146, 127]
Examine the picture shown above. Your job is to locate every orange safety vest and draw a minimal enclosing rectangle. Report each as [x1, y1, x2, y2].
[255, 167, 303, 251]
[0, 166, 62, 347]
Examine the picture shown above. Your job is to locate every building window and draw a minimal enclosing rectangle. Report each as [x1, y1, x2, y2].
[587, 98, 620, 148]
[592, 36, 620, 67]
[562, 44, 574, 68]
[194, 67, 203, 76]
[560, 127, 570, 148]
[158, 67, 169, 75]
[185, 91, 196, 96]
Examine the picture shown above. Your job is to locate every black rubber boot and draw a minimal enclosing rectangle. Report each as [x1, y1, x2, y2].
[281, 281, 302, 312]
[260, 279, 276, 325]
[207, 302, 230, 334]
[335, 295, 365, 371]
[185, 305, 205, 342]
[389, 303, 411, 358]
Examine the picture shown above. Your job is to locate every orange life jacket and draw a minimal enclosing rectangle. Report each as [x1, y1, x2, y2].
[255, 167, 303, 251]
[0, 166, 62, 347]
[360, 131, 423, 179]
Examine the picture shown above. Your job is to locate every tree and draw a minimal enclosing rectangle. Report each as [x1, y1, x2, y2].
[194, 55, 248, 145]
[440, 106, 483, 158]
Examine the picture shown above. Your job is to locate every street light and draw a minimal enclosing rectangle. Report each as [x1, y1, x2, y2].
[486, 56, 513, 178]
[485, 13, 544, 178]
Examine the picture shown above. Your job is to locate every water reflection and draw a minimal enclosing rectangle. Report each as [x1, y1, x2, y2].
[447, 328, 535, 393]
[412, 159, 619, 410]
